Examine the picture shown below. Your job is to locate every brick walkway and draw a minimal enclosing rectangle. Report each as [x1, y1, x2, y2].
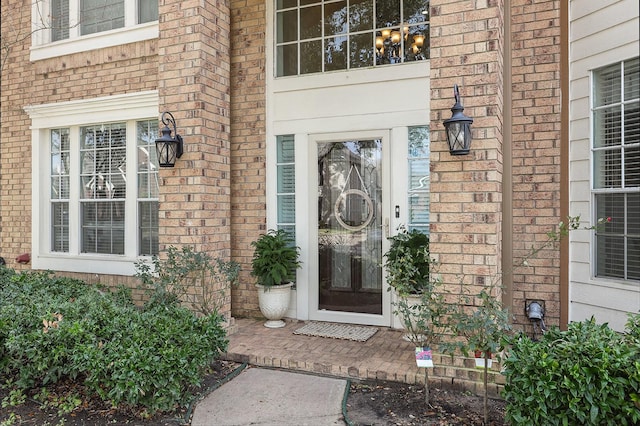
[224, 318, 504, 397]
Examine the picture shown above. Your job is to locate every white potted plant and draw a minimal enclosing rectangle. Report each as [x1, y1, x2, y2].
[251, 229, 301, 328]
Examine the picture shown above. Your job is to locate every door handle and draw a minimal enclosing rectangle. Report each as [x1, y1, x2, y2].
[382, 218, 389, 238]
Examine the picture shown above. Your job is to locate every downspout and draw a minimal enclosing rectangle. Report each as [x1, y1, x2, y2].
[559, 0, 570, 331]
[502, 2, 513, 311]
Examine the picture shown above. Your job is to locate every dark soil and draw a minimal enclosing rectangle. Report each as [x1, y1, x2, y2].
[1, 361, 505, 425]
[346, 380, 506, 425]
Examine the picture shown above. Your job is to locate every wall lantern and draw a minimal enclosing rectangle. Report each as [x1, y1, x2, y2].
[155, 111, 184, 167]
[443, 84, 473, 155]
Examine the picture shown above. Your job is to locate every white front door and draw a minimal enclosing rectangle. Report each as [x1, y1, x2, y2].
[308, 130, 392, 326]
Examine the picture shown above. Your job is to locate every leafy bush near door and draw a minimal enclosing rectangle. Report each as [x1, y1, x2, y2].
[502, 315, 640, 425]
[0, 267, 228, 414]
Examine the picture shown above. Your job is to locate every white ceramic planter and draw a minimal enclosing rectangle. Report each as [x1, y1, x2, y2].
[399, 294, 425, 342]
[256, 283, 293, 328]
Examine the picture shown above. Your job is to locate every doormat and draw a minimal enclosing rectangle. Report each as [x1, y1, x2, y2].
[293, 322, 378, 342]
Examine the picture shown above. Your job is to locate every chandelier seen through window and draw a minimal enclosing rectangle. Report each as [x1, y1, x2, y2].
[276, 0, 430, 76]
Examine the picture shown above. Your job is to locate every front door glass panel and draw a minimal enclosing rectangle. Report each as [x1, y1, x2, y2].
[317, 139, 383, 314]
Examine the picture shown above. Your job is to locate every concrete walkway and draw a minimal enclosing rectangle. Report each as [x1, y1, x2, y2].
[191, 367, 347, 426]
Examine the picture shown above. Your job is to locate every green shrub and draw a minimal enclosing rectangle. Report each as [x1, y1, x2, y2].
[136, 245, 240, 316]
[0, 268, 228, 413]
[502, 315, 640, 425]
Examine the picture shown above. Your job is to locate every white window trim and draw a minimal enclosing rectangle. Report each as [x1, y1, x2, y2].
[589, 59, 640, 283]
[25, 90, 159, 276]
[30, 0, 158, 62]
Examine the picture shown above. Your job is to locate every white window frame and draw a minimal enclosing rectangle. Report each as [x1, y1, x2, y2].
[30, 0, 158, 62]
[274, 0, 430, 77]
[590, 58, 640, 283]
[25, 90, 159, 275]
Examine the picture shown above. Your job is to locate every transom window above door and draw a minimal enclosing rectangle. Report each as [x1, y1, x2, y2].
[276, 0, 430, 76]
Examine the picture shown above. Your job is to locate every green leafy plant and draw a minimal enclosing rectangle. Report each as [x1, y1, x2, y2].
[439, 215, 601, 424]
[502, 314, 640, 425]
[394, 280, 451, 406]
[136, 245, 240, 317]
[384, 227, 432, 296]
[0, 412, 17, 426]
[0, 268, 229, 414]
[1, 388, 25, 408]
[251, 229, 301, 288]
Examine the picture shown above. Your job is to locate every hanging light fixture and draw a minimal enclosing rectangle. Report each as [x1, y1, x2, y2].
[155, 111, 184, 167]
[443, 84, 473, 155]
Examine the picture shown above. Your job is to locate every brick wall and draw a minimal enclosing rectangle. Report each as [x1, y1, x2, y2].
[0, 0, 157, 271]
[510, 0, 562, 332]
[429, 0, 505, 305]
[229, 0, 267, 318]
[156, 0, 233, 320]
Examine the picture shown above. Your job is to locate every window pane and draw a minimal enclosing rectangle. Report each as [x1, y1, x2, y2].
[81, 0, 125, 35]
[629, 193, 640, 235]
[593, 148, 621, 188]
[625, 102, 640, 145]
[409, 126, 430, 156]
[629, 193, 640, 280]
[277, 0, 297, 9]
[325, 36, 347, 71]
[408, 126, 430, 231]
[80, 123, 127, 199]
[324, 1, 348, 36]
[403, 0, 429, 23]
[301, 40, 323, 74]
[137, 120, 159, 256]
[349, 0, 373, 32]
[405, 24, 429, 61]
[137, 120, 159, 198]
[375, 27, 402, 65]
[278, 165, 295, 193]
[277, 135, 296, 229]
[277, 135, 295, 162]
[624, 57, 640, 101]
[625, 146, 640, 188]
[594, 63, 621, 107]
[81, 201, 125, 254]
[52, 202, 69, 252]
[277, 10, 298, 43]
[277, 44, 298, 76]
[596, 234, 625, 279]
[51, 128, 70, 199]
[300, 5, 322, 39]
[593, 106, 621, 148]
[51, 0, 70, 41]
[138, 0, 158, 23]
[139, 201, 159, 256]
[350, 32, 374, 68]
[595, 193, 640, 280]
[278, 195, 296, 222]
[376, 0, 400, 27]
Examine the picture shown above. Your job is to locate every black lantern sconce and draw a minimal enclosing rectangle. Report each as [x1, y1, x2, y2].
[443, 84, 474, 155]
[155, 111, 184, 167]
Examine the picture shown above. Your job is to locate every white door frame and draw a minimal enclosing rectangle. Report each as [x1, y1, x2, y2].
[302, 130, 393, 326]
